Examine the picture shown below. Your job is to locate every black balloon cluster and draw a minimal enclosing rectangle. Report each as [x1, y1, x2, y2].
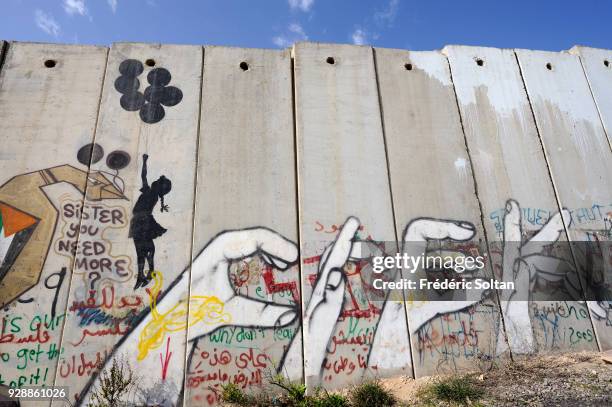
[77, 143, 131, 170]
[114, 59, 183, 124]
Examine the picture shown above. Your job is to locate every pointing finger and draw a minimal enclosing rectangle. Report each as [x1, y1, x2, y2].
[502, 200, 522, 282]
[307, 217, 359, 309]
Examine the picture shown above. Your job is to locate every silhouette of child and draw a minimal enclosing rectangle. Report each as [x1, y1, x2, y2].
[129, 154, 171, 289]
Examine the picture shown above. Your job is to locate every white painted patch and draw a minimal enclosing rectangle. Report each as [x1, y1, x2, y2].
[444, 46, 528, 114]
[408, 52, 453, 87]
[454, 157, 469, 178]
[0, 227, 15, 266]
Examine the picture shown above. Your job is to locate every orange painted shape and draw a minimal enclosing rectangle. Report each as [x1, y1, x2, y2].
[0, 203, 37, 237]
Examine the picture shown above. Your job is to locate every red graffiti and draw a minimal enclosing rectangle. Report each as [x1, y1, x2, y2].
[159, 337, 173, 380]
[58, 350, 108, 378]
[262, 265, 299, 302]
[70, 321, 129, 346]
[0, 323, 50, 345]
[69, 286, 143, 311]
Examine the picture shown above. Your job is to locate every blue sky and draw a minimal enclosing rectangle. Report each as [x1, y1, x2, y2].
[1, 0, 611, 51]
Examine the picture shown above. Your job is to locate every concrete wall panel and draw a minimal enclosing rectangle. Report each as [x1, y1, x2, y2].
[570, 46, 612, 148]
[0, 43, 107, 394]
[54, 43, 203, 405]
[185, 46, 300, 405]
[516, 49, 612, 350]
[294, 43, 410, 389]
[446, 46, 597, 355]
[0, 41, 7, 71]
[375, 48, 503, 377]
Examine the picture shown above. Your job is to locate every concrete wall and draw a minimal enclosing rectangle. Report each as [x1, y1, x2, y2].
[515, 49, 612, 351]
[445, 46, 595, 356]
[375, 48, 501, 376]
[0, 41, 610, 406]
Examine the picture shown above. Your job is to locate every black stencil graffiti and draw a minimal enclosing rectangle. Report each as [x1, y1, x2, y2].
[106, 150, 131, 172]
[44, 267, 66, 321]
[129, 154, 171, 289]
[115, 59, 145, 112]
[114, 59, 183, 124]
[77, 143, 104, 166]
[77, 144, 131, 193]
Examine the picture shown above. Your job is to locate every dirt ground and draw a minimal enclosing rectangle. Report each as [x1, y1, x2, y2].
[380, 351, 612, 406]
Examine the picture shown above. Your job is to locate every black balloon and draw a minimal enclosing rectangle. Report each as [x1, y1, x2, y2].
[144, 86, 166, 104]
[106, 150, 131, 170]
[161, 86, 183, 106]
[140, 103, 165, 124]
[77, 143, 104, 166]
[114, 76, 140, 94]
[120, 92, 146, 111]
[147, 68, 171, 86]
[118, 59, 144, 77]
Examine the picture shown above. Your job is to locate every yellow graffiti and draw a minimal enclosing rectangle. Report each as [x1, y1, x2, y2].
[137, 271, 231, 360]
[405, 291, 429, 309]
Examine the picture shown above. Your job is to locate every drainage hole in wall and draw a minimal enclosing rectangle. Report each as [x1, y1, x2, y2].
[326, 57, 335, 65]
[145, 59, 156, 67]
[240, 61, 249, 71]
[44, 59, 56, 68]
[404, 63, 413, 71]
[476, 58, 484, 66]
[546, 62, 553, 70]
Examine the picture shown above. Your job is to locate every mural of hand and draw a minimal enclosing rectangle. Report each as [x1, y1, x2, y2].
[589, 301, 611, 321]
[501, 199, 573, 353]
[500, 199, 573, 300]
[186, 227, 300, 340]
[301, 217, 361, 378]
[401, 218, 482, 331]
[83, 228, 300, 405]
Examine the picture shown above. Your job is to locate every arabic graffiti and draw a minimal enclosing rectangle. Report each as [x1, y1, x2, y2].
[0, 147, 127, 391]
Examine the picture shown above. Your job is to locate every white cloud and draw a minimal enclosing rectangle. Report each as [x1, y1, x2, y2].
[374, 0, 399, 27]
[349, 0, 398, 45]
[288, 0, 314, 12]
[273, 22, 308, 48]
[35, 9, 61, 37]
[107, 0, 118, 13]
[272, 36, 291, 48]
[63, 0, 88, 16]
[289, 23, 306, 37]
[351, 28, 368, 45]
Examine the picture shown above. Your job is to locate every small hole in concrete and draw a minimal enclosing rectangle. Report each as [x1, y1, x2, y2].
[605, 60, 610, 67]
[44, 59, 56, 68]
[145, 59, 156, 67]
[476, 58, 484, 67]
[546, 62, 553, 70]
[240, 61, 249, 71]
[404, 63, 413, 71]
[326, 57, 335, 65]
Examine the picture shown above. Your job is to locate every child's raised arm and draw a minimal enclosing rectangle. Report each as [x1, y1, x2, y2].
[141, 154, 149, 189]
